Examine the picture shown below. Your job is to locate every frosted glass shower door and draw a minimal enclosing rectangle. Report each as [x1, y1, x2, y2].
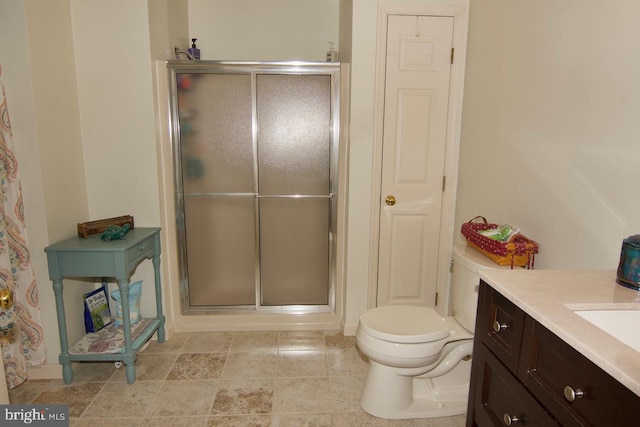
[176, 73, 256, 307]
[170, 62, 339, 312]
[257, 75, 332, 305]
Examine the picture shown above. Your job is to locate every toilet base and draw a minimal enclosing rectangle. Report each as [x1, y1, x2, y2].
[360, 358, 471, 420]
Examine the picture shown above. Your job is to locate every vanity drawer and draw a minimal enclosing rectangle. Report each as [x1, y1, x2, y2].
[519, 317, 640, 427]
[474, 343, 559, 427]
[478, 281, 526, 373]
[125, 234, 155, 270]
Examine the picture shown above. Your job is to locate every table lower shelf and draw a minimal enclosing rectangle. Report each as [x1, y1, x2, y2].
[67, 317, 160, 359]
[59, 316, 164, 384]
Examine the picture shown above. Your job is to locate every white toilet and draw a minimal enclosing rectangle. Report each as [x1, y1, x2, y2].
[356, 244, 510, 419]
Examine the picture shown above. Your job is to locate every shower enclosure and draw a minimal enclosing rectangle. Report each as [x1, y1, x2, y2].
[167, 61, 340, 314]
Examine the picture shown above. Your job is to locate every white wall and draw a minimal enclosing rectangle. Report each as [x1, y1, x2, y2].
[70, 0, 161, 224]
[69, 0, 168, 323]
[24, 0, 89, 243]
[148, 0, 190, 61]
[341, 0, 378, 331]
[148, 0, 190, 333]
[0, 0, 91, 371]
[22, 0, 97, 368]
[188, 0, 339, 61]
[337, 0, 353, 325]
[456, 0, 640, 270]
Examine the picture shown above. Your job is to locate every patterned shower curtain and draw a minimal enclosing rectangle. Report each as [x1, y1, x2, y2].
[0, 66, 46, 389]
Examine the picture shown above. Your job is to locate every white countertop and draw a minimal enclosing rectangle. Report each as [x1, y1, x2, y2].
[478, 269, 640, 396]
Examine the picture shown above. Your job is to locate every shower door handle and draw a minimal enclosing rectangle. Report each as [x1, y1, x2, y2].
[385, 195, 396, 206]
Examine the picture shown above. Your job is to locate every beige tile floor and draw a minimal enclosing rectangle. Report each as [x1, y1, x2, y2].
[9, 331, 466, 426]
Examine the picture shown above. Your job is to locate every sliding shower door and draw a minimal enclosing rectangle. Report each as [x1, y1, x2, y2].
[257, 74, 332, 306]
[168, 62, 339, 313]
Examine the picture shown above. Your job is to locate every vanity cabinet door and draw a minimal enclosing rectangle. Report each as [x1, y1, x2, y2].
[473, 344, 559, 427]
[478, 280, 526, 373]
[519, 317, 640, 427]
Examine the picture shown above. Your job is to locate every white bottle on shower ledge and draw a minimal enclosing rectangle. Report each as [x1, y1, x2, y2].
[326, 42, 338, 62]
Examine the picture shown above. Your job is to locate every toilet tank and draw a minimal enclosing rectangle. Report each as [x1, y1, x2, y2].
[451, 244, 511, 332]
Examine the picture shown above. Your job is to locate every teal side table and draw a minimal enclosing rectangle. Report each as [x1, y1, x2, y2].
[44, 227, 165, 384]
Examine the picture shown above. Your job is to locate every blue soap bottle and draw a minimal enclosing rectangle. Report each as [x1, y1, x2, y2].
[188, 38, 200, 60]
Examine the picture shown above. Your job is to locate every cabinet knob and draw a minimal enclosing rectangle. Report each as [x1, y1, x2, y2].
[563, 385, 584, 402]
[493, 320, 509, 333]
[503, 413, 520, 425]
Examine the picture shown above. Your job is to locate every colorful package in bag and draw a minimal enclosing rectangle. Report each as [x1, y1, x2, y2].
[110, 280, 142, 327]
[83, 287, 112, 333]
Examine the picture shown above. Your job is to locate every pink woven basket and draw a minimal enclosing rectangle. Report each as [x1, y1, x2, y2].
[461, 216, 539, 269]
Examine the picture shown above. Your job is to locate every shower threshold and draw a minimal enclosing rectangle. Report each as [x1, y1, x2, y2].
[182, 304, 335, 316]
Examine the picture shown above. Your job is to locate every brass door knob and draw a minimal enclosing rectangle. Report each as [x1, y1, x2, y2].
[0, 288, 13, 309]
[385, 195, 396, 206]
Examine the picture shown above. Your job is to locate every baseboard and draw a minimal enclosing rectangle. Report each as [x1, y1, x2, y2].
[27, 364, 62, 380]
[175, 312, 342, 332]
[343, 323, 358, 336]
[163, 322, 176, 340]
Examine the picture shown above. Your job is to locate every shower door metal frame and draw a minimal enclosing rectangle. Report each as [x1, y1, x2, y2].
[167, 61, 340, 315]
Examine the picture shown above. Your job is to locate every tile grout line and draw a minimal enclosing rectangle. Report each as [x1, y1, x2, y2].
[206, 331, 237, 417]
[74, 380, 111, 420]
[139, 334, 186, 422]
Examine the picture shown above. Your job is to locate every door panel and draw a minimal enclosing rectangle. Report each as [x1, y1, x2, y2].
[260, 198, 330, 306]
[386, 213, 434, 301]
[185, 196, 256, 306]
[377, 15, 454, 307]
[178, 73, 253, 194]
[395, 89, 436, 183]
[257, 74, 332, 196]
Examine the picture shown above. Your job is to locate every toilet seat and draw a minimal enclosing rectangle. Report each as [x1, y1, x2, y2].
[359, 305, 450, 344]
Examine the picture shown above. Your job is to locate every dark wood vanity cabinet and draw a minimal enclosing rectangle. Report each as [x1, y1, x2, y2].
[467, 280, 640, 427]
[473, 344, 558, 426]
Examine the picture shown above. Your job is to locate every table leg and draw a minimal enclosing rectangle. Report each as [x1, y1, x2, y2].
[118, 279, 136, 383]
[118, 279, 133, 354]
[125, 362, 136, 384]
[121, 353, 136, 384]
[152, 253, 165, 342]
[52, 279, 73, 384]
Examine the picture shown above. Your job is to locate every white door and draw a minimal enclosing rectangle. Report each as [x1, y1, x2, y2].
[377, 15, 454, 307]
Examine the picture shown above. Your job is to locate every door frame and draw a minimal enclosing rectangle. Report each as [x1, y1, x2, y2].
[368, 1, 469, 315]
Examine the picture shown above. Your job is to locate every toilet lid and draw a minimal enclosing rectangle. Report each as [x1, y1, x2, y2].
[359, 305, 451, 344]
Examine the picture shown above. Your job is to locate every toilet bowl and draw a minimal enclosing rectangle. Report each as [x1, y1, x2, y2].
[356, 244, 510, 419]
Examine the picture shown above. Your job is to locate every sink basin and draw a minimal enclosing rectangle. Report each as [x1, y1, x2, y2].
[573, 309, 640, 352]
